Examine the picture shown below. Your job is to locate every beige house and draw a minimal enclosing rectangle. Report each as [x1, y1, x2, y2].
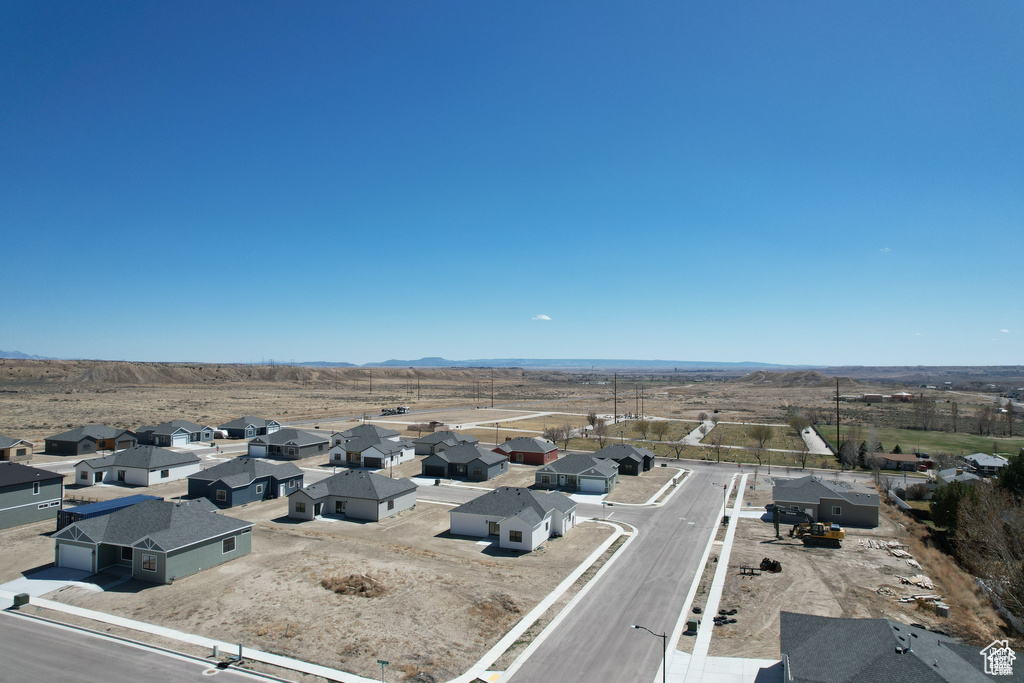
[0, 436, 34, 461]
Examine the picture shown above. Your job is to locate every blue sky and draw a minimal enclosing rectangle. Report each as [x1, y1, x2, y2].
[2, 2, 1021, 366]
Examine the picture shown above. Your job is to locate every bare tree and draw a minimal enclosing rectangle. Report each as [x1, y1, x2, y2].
[587, 411, 599, 428]
[593, 419, 609, 448]
[839, 438, 859, 471]
[558, 423, 574, 451]
[632, 419, 651, 440]
[711, 414, 721, 426]
[697, 411, 708, 423]
[669, 440, 687, 459]
[796, 441, 810, 469]
[950, 401, 959, 433]
[651, 420, 671, 441]
[709, 427, 727, 463]
[409, 423, 431, 436]
[749, 424, 773, 450]
[543, 425, 566, 444]
[976, 405, 995, 435]
[954, 486, 1024, 617]
[699, 423, 709, 437]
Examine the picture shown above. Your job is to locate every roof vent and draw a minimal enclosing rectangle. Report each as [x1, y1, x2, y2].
[895, 646, 912, 655]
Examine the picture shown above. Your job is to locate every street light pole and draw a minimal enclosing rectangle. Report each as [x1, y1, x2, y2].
[630, 624, 667, 683]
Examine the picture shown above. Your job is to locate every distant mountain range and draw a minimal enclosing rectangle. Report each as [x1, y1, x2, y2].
[0, 349, 55, 360]
[301, 357, 800, 370]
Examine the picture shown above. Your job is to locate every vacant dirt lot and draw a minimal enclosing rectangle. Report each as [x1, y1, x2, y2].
[40, 495, 612, 682]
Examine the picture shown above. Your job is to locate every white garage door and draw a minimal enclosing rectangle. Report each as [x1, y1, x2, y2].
[172, 433, 190, 447]
[580, 478, 605, 493]
[248, 444, 266, 457]
[58, 544, 93, 572]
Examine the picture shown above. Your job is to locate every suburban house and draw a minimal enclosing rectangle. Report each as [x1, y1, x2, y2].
[53, 499, 252, 584]
[773, 475, 879, 527]
[593, 443, 655, 475]
[217, 416, 282, 439]
[421, 443, 508, 481]
[869, 451, 919, 471]
[75, 445, 202, 487]
[964, 453, 1009, 477]
[449, 486, 577, 551]
[412, 430, 479, 456]
[0, 462, 64, 530]
[57, 495, 162, 531]
[780, 611, 995, 682]
[247, 428, 328, 459]
[287, 470, 417, 522]
[535, 453, 618, 493]
[493, 437, 558, 466]
[935, 467, 981, 486]
[45, 425, 137, 456]
[135, 420, 215, 447]
[332, 424, 401, 446]
[328, 424, 413, 468]
[0, 435, 34, 461]
[187, 458, 304, 508]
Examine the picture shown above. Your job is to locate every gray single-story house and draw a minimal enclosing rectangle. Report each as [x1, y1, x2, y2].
[535, 453, 618, 493]
[247, 428, 328, 459]
[187, 458, 304, 508]
[135, 420, 215, 447]
[449, 486, 577, 551]
[0, 435, 35, 461]
[53, 499, 252, 584]
[288, 470, 417, 522]
[964, 453, 1009, 477]
[329, 436, 415, 469]
[45, 425, 137, 456]
[593, 443, 655, 475]
[217, 416, 282, 439]
[421, 443, 508, 481]
[780, 611, 996, 682]
[332, 424, 401, 446]
[412, 430, 479, 456]
[75, 445, 202, 487]
[0, 462, 64, 530]
[773, 475, 879, 528]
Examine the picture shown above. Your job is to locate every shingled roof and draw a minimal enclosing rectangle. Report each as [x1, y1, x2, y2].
[252, 428, 328, 447]
[773, 475, 879, 508]
[495, 437, 557, 453]
[55, 499, 251, 552]
[413, 430, 479, 446]
[593, 443, 655, 463]
[218, 416, 278, 430]
[780, 611, 993, 682]
[451, 486, 575, 527]
[538, 453, 618, 478]
[79, 445, 200, 470]
[0, 461, 63, 487]
[136, 420, 207, 436]
[431, 443, 507, 466]
[337, 436, 412, 455]
[297, 469, 416, 501]
[0, 436, 33, 449]
[337, 424, 400, 441]
[47, 425, 133, 442]
[188, 458, 302, 488]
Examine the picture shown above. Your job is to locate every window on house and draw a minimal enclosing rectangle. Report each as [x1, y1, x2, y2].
[117, 470, 126, 481]
[473, 467, 482, 476]
[33, 482, 39, 495]
[541, 475, 550, 484]
[545, 521, 549, 531]
[255, 484, 264, 495]
[160, 469, 169, 478]
[81, 471, 88, 480]
[296, 502, 306, 513]
[142, 554, 157, 571]
[37, 503, 48, 509]
[16, 448, 26, 457]
[509, 530, 522, 543]
[387, 500, 395, 510]
[223, 537, 236, 553]
[288, 480, 295, 488]
[832, 506, 841, 516]
[121, 546, 133, 561]
[216, 490, 227, 501]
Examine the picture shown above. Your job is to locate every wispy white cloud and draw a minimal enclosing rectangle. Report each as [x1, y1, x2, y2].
[879, 247, 890, 253]
[915, 332, 921, 336]
[1001, 329, 1010, 333]
[532, 314, 551, 321]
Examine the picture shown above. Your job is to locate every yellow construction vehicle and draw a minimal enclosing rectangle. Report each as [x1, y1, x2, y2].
[787, 509, 844, 548]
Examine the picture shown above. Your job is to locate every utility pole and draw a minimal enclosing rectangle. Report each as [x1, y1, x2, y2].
[369, 368, 373, 396]
[417, 373, 420, 401]
[641, 383, 645, 418]
[490, 374, 494, 408]
[835, 377, 840, 452]
[614, 372, 618, 424]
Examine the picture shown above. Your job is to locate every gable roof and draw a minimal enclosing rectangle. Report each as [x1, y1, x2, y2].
[79, 445, 200, 470]
[428, 443, 507, 466]
[780, 611, 992, 682]
[413, 430, 479, 446]
[136, 420, 207, 436]
[539, 453, 618, 478]
[336, 435, 412, 455]
[296, 469, 416, 501]
[593, 443, 655, 463]
[337, 424, 400, 440]
[451, 486, 575, 527]
[0, 461, 63, 487]
[217, 416, 279, 430]
[55, 499, 251, 552]
[965, 453, 1008, 468]
[252, 428, 328, 447]
[47, 424, 134, 443]
[188, 458, 302, 488]
[495, 437, 557, 454]
[773, 475, 879, 508]
[0, 436, 33, 449]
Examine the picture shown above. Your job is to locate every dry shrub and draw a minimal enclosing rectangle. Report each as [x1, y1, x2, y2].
[321, 573, 387, 598]
[469, 592, 522, 623]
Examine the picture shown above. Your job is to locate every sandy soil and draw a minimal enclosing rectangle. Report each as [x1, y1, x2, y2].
[604, 466, 681, 504]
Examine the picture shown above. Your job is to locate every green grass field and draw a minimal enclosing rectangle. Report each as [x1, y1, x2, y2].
[699, 423, 805, 451]
[816, 425, 1024, 456]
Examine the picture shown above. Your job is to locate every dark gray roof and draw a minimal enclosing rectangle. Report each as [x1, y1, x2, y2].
[55, 499, 251, 552]
[773, 475, 879, 508]
[252, 428, 328, 447]
[218, 416, 278, 430]
[47, 424, 134, 442]
[79, 445, 200, 470]
[188, 458, 302, 488]
[539, 453, 618, 478]
[337, 436, 411, 454]
[295, 470, 416, 501]
[780, 611, 993, 682]
[496, 437, 557, 453]
[593, 443, 655, 463]
[0, 436, 33, 449]
[338, 424, 400, 440]
[0, 461, 63, 487]
[451, 486, 575, 527]
[136, 420, 207, 436]
[413, 430, 479, 446]
[430, 443, 507, 466]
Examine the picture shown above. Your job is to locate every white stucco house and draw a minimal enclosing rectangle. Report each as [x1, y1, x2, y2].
[448, 486, 577, 552]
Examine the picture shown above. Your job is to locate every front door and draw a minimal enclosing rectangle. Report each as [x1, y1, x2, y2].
[279, 484, 286, 497]
[314, 502, 323, 516]
[94, 471, 104, 483]
[117, 470, 126, 482]
[488, 521, 499, 536]
[335, 500, 346, 515]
